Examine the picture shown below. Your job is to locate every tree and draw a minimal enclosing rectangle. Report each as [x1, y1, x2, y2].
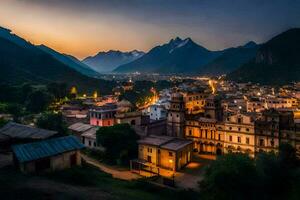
[96, 124, 139, 165]
[6, 103, 24, 122]
[36, 112, 67, 135]
[0, 118, 8, 128]
[25, 90, 53, 113]
[47, 82, 67, 100]
[199, 154, 258, 200]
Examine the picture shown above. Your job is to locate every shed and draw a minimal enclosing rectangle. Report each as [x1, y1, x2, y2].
[0, 122, 57, 140]
[12, 135, 84, 173]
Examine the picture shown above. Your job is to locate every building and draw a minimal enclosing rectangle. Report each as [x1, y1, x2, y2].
[185, 117, 221, 154]
[81, 127, 100, 149]
[89, 104, 117, 127]
[183, 91, 206, 115]
[0, 122, 58, 149]
[149, 104, 167, 121]
[224, 113, 256, 156]
[12, 136, 84, 173]
[132, 135, 193, 173]
[166, 93, 186, 138]
[68, 122, 93, 138]
[115, 111, 142, 126]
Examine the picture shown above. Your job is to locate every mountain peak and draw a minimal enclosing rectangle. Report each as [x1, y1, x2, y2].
[243, 41, 257, 48]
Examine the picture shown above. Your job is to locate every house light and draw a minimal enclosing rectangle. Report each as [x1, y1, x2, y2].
[169, 159, 173, 163]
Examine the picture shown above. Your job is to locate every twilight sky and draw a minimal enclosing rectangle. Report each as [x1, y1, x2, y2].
[1, 0, 300, 59]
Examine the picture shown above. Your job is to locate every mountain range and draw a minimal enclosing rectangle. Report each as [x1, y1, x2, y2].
[113, 37, 258, 75]
[227, 28, 300, 85]
[0, 27, 114, 93]
[0, 25, 299, 87]
[37, 45, 100, 78]
[83, 50, 145, 73]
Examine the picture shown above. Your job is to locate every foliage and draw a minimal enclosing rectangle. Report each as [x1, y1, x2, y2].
[0, 118, 8, 128]
[199, 153, 258, 200]
[46, 82, 68, 100]
[36, 112, 67, 134]
[6, 103, 25, 122]
[200, 143, 300, 200]
[96, 124, 139, 165]
[25, 90, 53, 113]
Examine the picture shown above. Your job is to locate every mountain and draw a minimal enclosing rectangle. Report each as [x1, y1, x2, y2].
[114, 37, 222, 74]
[227, 28, 300, 85]
[199, 41, 259, 75]
[0, 27, 115, 94]
[37, 45, 101, 77]
[83, 50, 145, 73]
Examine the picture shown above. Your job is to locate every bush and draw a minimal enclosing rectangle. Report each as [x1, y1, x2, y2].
[97, 124, 139, 165]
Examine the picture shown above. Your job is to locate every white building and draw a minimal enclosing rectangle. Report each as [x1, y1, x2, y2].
[149, 104, 167, 120]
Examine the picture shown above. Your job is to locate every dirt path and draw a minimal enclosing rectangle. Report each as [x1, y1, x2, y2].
[81, 154, 141, 180]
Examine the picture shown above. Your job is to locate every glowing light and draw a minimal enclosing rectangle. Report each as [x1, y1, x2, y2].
[83, 94, 87, 98]
[169, 159, 173, 163]
[208, 80, 216, 94]
[70, 86, 77, 94]
[93, 91, 98, 98]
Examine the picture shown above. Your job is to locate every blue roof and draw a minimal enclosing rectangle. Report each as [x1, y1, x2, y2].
[12, 136, 85, 163]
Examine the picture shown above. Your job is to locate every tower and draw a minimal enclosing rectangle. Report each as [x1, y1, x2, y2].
[204, 95, 223, 121]
[167, 93, 186, 138]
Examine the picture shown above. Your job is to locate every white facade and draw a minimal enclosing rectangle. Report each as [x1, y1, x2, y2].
[149, 104, 167, 120]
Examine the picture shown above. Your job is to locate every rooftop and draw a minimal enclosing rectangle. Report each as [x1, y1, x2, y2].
[160, 139, 193, 151]
[12, 135, 84, 163]
[0, 122, 57, 140]
[68, 122, 93, 133]
[138, 135, 192, 151]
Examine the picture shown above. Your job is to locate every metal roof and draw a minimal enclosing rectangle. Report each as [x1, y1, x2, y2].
[0, 122, 57, 140]
[12, 135, 84, 163]
[68, 122, 93, 132]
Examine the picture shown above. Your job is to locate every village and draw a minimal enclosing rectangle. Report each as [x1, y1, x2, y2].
[1, 77, 300, 196]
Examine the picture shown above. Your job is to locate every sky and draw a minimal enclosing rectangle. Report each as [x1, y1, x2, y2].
[0, 0, 300, 59]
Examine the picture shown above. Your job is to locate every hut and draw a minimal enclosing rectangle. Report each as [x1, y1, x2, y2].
[12, 135, 84, 173]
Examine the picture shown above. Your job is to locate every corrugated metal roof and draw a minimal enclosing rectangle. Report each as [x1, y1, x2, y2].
[68, 122, 93, 132]
[0, 122, 57, 139]
[12, 136, 85, 163]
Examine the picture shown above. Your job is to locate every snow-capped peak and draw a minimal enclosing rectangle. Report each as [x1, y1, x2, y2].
[169, 38, 191, 53]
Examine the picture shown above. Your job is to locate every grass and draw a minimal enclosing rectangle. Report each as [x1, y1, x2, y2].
[0, 163, 200, 200]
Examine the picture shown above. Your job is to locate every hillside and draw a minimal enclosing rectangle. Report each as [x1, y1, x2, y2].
[114, 37, 222, 74]
[227, 28, 300, 85]
[0, 36, 114, 94]
[37, 45, 101, 78]
[200, 41, 259, 75]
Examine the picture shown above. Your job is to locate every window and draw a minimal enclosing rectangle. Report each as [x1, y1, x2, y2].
[177, 114, 179, 118]
[229, 127, 232, 130]
[169, 152, 173, 156]
[218, 134, 221, 141]
[246, 137, 250, 144]
[89, 141, 91, 146]
[259, 139, 265, 147]
[93, 142, 96, 147]
[189, 129, 192, 136]
[238, 127, 241, 131]
[147, 148, 152, 153]
[271, 140, 274, 147]
[238, 118, 242, 124]
[246, 128, 249, 132]
[229, 135, 232, 141]
[158, 149, 160, 154]
[238, 137, 241, 143]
